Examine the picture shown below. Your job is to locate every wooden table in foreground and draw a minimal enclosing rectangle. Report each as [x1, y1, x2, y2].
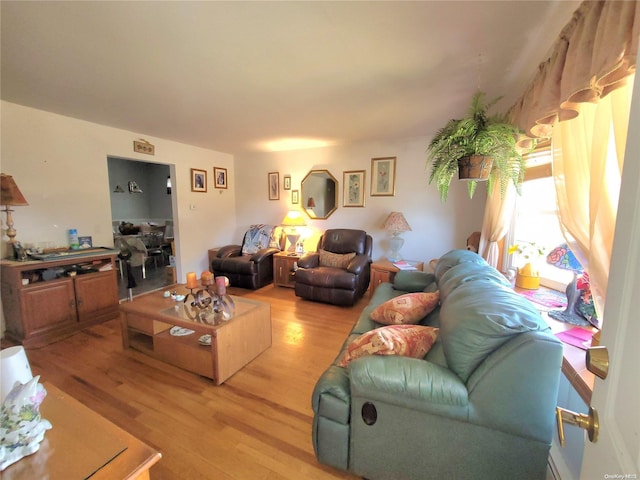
[2, 382, 161, 480]
[119, 285, 272, 385]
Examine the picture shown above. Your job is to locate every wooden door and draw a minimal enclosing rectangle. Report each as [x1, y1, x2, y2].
[580, 68, 640, 477]
[74, 270, 119, 323]
[21, 279, 76, 336]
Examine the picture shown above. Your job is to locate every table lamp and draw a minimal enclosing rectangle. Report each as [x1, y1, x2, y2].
[546, 244, 591, 326]
[382, 212, 411, 262]
[281, 211, 306, 253]
[1, 173, 29, 247]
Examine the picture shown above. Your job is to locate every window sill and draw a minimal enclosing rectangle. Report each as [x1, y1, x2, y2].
[516, 286, 596, 404]
[543, 313, 596, 404]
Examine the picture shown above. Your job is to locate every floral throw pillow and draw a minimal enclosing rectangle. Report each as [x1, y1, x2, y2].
[337, 325, 439, 367]
[319, 249, 356, 269]
[370, 291, 440, 325]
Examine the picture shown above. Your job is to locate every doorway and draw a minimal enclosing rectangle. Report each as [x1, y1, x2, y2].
[108, 156, 176, 300]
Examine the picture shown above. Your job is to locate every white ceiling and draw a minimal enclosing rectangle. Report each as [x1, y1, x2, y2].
[1, 1, 581, 156]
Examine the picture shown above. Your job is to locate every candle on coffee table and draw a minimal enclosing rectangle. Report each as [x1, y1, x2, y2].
[186, 272, 198, 289]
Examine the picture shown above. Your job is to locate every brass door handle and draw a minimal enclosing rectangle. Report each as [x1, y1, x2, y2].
[586, 345, 609, 379]
[556, 406, 599, 447]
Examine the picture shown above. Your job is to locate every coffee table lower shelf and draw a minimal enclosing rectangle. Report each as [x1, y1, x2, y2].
[120, 287, 271, 385]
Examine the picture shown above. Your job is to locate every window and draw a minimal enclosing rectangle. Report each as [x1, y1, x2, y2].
[508, 148, 575, 291]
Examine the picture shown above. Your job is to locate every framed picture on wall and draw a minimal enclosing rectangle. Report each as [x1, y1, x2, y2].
[268, 172, 280, 200]
[214, 167, 228, 189]
[370, 157, 396, 196]
[343, 170, 365, 207]
[191, 168, 207, 192]
[292, 189, 299, 204]
[283, 175, 291, 190]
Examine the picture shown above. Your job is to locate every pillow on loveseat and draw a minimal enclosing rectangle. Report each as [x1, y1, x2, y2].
[337, 325, 439, 367]
[370, 292, 440, 325]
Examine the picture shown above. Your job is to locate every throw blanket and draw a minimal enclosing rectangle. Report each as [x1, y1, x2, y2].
[242, 225, 278, 255]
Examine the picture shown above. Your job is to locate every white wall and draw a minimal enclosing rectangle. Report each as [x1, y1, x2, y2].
[1, 101, 236, 283]
[1, 100, 487, 339]
[233, 137, 487, 266]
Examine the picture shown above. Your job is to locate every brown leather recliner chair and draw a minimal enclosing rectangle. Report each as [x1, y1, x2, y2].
[211, 225, 284, 290]
[295, 229, 372, 306]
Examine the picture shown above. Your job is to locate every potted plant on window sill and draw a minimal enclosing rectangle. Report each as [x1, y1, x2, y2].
[509, 241, 547, 290]
[427, 91, 526, 202]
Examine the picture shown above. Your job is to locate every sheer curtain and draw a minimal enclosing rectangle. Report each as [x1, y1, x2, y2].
[553, 79, 633, 317]
[502, 0, 638, 316]
[478, 183, 516, 268]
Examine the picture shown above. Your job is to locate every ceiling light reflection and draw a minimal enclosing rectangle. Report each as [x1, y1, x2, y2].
[259, 138, 336, 152]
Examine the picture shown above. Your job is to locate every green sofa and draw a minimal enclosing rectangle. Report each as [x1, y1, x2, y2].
[311, 249, 563, 479]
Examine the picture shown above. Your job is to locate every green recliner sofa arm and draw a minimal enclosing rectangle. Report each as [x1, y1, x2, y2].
[349, 355, 468, 416]
[311, 365, 351, 470]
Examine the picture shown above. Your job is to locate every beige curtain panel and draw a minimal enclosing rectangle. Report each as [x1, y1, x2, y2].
[509, 0, 639, 143]
[552, 77, 633, 319]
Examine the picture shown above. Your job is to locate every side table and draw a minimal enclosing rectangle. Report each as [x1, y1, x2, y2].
[273, 252, 300, 288]
[370, 259, 424, 297]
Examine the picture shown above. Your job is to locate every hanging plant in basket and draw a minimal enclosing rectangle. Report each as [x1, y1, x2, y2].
[427, 91, 527, 202]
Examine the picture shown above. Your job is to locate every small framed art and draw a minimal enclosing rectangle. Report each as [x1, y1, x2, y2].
[214, 167, 228, 189]
[191, 168, 207, 192]
[268, 172, 280, 200]
[370, 157, 396, 196]
[343, 170, 365, 207]
[283, 175, 291, 190]
[292, 189, 299, 204]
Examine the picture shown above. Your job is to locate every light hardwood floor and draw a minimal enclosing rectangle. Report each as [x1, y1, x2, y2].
[12, 284, 364, 480]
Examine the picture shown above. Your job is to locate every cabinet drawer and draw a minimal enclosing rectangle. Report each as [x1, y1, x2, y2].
[125, 313, 171, 335]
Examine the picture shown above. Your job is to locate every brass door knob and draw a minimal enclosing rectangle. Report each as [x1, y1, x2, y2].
[556, 406, 599, 447]
[586, 345, 609, 379]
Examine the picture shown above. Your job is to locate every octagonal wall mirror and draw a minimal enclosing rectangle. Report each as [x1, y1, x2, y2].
[301, 169, 338, 219]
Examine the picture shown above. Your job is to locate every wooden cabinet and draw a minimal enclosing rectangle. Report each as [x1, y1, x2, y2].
[273, 252, 299, 288]
[1, 252, 119, 347]
[369, 259, 424, 297]
[20, 279, 77, 337]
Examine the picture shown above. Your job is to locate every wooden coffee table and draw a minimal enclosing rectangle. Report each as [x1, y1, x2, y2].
[119, 286, 271, 385]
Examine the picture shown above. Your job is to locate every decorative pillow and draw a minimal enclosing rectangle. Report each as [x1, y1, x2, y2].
[337, 325, 439, 367]
[242, 225, 276, 255]
[319, 249, 356, 269]
[370, 291, 440, 325]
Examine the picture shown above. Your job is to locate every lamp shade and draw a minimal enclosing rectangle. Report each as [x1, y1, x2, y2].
[546, 244, 584, 272]
[307, 197, 316, 208]
[281, 210, 306, 227]
[383, 212, 411, 234]
[0, 174, 28, 206]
